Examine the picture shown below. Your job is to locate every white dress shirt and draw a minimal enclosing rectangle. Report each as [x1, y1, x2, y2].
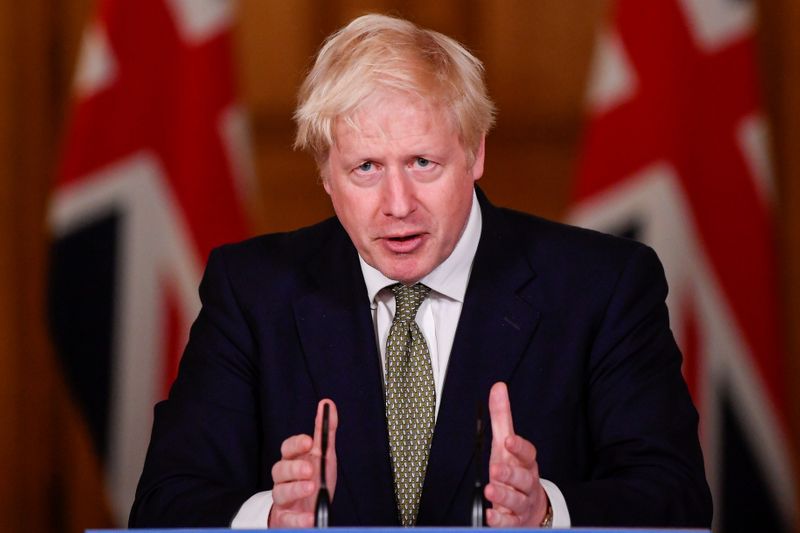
[232, 191, 570, 528]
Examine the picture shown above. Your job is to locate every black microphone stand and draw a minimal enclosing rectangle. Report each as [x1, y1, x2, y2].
[471, 403, 486, 527]
[314, 403, 331, 528]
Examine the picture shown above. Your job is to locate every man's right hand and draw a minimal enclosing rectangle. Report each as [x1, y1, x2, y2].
[269, 399, 338, 528]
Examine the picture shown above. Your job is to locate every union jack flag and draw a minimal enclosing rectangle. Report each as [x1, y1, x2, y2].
[48, 0, 251, 523]
[569, 0, 795, 531]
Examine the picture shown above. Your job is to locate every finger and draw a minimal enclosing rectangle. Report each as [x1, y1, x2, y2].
[484, 481, 528, 516]
[504, 434, 538, 469]
[280, 434, 314, 459]
[488, 382, 514, 457]
[271, 509, 315, 528]
[271, 458, 314, 483]
[483, 483, 513, 520]
[486, 507, 521, 528]
[489, 462, 536, 495]
[272, 479, 315, 506]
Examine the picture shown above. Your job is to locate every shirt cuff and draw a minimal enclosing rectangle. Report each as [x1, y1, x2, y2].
[540, 478, 571, 528]
[231, 490, 273, 529]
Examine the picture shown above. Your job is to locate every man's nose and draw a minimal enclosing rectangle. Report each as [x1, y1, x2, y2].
[380, 168, 415, 219]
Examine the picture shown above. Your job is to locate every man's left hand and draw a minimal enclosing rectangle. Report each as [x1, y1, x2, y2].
[485, 382, 549, 527]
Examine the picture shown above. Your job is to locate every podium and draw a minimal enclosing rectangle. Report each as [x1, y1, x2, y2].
[86, 527, 711, 533]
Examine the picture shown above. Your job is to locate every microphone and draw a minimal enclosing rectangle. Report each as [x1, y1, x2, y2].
[314, 403, 331, 528]
[471, 402, 486, 527]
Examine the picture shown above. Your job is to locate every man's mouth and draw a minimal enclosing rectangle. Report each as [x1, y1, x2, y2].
[389, 234, 419, 242]
[382, 233, 425, 253]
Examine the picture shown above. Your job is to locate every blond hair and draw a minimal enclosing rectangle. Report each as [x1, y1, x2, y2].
[294, 14, 496, 161]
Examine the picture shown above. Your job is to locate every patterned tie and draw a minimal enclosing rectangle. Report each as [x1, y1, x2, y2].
[384, 282, 435, 526]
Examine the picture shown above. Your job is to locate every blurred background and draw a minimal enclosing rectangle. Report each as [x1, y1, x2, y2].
[1, 0, 798, 532]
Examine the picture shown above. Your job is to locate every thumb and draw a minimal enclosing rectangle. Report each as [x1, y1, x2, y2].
[312, 399, 338, 457]
[488, 382, 515, 456]
[312, 398, 339, 498]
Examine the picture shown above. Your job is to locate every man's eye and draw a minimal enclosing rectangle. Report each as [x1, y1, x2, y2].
[357, 161, 374, 172]
[415, 157, 431, 168]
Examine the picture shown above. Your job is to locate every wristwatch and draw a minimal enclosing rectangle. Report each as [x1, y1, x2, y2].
[539, 498, 553, 528]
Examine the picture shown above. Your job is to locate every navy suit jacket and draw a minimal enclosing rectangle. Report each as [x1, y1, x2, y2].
[130, 190, 711, 528]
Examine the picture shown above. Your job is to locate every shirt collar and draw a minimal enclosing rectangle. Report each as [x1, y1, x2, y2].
[359, 189, 482, 304]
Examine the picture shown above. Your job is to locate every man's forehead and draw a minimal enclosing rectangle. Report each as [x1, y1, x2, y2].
[332, 93, 456, 147]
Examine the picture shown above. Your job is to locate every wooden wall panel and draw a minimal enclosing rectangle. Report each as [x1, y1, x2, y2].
[780, 0, 800, 442]
[763, 0, 800, 518]
[236, 0, 318, 114]
[0, 0, 66, 528]
[254, 143, 333, 233]
[477, 0, 603, 217]
[393, 0, 474, 43]
[481, 0, 603, 126]
[0, 2, 23, 530]
[0, 1, 115, 532]
[236, 0, 329, 233]
[13, 1, 56, 528]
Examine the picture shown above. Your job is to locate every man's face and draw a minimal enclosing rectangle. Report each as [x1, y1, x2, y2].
[321, 91, 484, 284]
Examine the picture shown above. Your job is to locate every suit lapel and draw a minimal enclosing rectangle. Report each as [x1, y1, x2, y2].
[292, 223, 397, 525]
[418, 192, 541, 524]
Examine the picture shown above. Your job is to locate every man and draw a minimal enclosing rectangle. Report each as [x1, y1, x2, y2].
[130, 14, 711, 529]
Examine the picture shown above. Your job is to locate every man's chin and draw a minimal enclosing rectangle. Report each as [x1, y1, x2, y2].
[375, 258, 432, 285]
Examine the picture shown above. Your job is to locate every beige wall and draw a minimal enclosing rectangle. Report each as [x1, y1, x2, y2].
[0, 1, 797, 531]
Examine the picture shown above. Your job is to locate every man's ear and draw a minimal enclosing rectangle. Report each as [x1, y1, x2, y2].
[318, 160, 332, 195]
[470, 135, 486, 182]
[317, 151, 333, 194]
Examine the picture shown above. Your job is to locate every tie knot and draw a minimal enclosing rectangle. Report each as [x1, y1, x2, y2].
[391, 283, 430, 322]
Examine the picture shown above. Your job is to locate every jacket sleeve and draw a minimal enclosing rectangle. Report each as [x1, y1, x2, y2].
[558, 244, 713, 527]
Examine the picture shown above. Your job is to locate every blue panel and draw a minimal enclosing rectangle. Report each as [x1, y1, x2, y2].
[86, 527, 711, 533]
[49, 212, 120, 460]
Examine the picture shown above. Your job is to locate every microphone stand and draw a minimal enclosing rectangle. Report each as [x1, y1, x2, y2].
[314, 403, 331, 528]
[471, 403, 486, 527]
